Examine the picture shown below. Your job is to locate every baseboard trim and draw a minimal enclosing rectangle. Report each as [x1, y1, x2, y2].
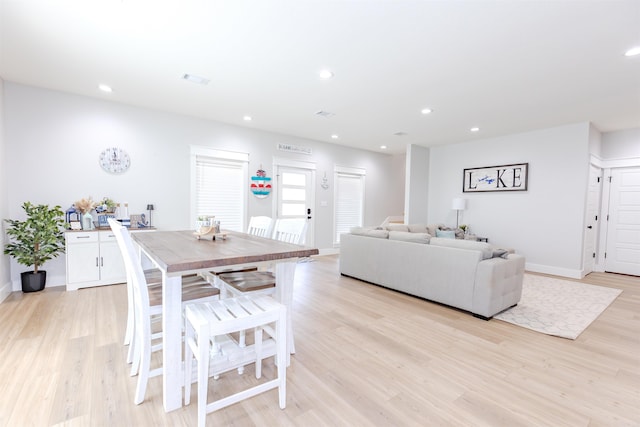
[0, 280, 12, 303]
[525, 262, 582, 279]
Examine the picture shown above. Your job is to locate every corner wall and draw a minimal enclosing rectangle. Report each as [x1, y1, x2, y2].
[429, 123, 591, 277]
[0, 78, 10, 302]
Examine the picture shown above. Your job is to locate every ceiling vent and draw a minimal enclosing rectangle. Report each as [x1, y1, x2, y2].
[315, 110, 335, 118]
[182, 74, 210, 85]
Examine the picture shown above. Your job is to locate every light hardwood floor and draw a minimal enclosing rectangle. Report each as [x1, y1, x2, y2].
[1, 255, 638, 426]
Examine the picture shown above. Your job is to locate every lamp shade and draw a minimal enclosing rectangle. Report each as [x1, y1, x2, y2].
[146, 204, 155, 211]
[452, 198, 466, 211]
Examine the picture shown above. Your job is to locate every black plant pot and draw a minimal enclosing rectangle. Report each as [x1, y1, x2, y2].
[21, 271, 47, 293]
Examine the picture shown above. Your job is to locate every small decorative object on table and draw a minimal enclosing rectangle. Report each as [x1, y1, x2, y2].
[130, 214, 146, 228]
[98, 214, 116, 228]
[194, 216, 225, 240]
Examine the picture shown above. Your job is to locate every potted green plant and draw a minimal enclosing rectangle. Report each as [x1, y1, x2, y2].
[4, 202, 66, 292]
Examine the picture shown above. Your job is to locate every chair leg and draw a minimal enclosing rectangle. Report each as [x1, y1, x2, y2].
[134, 329, 152, 405]
[126, 316, 136, 365]
[277, 308, 287, 409]
[255, 326, 263, 379]
[184, 320, 194, 406]
[197, 323, 209, 427]
[130, 332, 141, 377]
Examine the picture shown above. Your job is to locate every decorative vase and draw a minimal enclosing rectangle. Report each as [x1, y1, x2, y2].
[82, 212, 94, 230]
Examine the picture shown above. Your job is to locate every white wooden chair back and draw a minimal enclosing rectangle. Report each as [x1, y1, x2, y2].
[271, 218, 308, 245]
[108, 218, 155, 403]
[108, 219, 152, 347]
[247, 216, 273, 238]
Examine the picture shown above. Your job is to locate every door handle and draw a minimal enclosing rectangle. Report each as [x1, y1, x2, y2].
[587, 226, 593, 229]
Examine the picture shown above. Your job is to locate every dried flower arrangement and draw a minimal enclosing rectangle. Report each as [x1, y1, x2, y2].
[74, 197, 97, 214]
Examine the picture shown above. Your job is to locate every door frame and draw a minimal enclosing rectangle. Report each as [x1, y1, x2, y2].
[594, 155, 640, 273]
[272, 157, 316, 247]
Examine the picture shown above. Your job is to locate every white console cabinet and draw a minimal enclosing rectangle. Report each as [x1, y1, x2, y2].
[65, 229, 154, 291]
[65, 230, 124, 290]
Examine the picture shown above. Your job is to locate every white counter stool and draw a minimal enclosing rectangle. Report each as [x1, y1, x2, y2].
[184, 295, 287, 427]
[108, 219, 220, 404]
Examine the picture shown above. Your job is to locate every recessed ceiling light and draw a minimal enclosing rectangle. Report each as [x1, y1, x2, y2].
[98, 84, 112, 93]
[421, 108, 433, 115]
[331, 134, 339, 139]
[182, 73, 210, 85]
[470, 127, 480, 132]
[319, 69, 334, 79]
[625, 46, 640, 57]
[380, 145, 387, 150]
[393, 131, 408, 136]
[243, 116, 252, 121]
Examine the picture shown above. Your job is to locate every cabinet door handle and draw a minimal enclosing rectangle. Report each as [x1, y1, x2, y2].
[101, 257, 104, 267]
[96, 257, 99, 267]
[77, 236, 91, 239]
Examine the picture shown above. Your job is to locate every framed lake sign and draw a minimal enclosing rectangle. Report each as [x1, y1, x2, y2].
[463, 163, 528, 193]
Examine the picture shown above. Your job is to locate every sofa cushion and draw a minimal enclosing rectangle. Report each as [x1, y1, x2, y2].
[349, 227, 389, 239]
[386, 224, 409, 232]
[430, 237, 493, 259]
[435, 229, 455, 239]
[407, 223, 429, 233]
[389, 231, 431, 244]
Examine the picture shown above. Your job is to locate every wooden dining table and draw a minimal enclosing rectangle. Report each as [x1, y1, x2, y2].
[132, 230, 319, 412]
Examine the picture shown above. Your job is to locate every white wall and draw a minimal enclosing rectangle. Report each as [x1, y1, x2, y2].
[0, 78, 11, 302]
[601, 128, 640, 159]
[404, 144, 429, 224]
[3, 82, 402, 290]
[428, 123, 591, 277]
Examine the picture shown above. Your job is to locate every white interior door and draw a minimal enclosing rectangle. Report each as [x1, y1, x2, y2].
[582, 165, 602, 275]
[274, 164, 315, 246]
[605, 167, 640, 276]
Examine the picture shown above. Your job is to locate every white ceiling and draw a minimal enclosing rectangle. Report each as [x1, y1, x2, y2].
[1, 1, 639, 154]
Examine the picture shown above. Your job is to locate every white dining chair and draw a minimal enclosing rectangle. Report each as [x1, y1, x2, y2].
[215, 218, 307, 353]
[216, 218, 307, 298]
[108, 219, 221, 404]
[246, 216, 273, 238]
[184, 295, 287, 427]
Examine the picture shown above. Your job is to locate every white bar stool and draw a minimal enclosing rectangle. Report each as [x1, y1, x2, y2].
[184, 295, 287, 427]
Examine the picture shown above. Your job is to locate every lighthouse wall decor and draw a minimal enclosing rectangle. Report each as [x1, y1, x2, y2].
[251, 166, 272, 198]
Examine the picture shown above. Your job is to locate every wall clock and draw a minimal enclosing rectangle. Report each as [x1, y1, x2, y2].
[99, 147, 131, 174]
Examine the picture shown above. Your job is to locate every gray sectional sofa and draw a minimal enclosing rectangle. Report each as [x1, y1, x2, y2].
[339, 224, 525, 319]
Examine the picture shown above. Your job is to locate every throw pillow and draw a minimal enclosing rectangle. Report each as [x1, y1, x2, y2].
[435, 229, 455, 239]
[492, 249, 509, 259]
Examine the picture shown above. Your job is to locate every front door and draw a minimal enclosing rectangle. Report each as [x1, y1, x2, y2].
[605, 167, 640, 276]
[274, 164, 315, 246]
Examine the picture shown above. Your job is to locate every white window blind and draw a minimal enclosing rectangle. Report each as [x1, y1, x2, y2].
[194, 153, 247, 232]
[334, 167, 365, 244]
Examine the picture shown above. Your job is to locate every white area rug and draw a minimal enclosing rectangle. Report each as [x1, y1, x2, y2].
[494, 274, 622, 339]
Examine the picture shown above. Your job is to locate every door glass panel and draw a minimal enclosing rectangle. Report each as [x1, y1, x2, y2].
[282, 188, 306, 201]
[282, 172, 306, 186]
[282, 203, 305, 216]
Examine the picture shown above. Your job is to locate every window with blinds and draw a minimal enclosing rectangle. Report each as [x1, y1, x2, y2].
[334, 166, 366, 244]
[193, 148, 248, 232]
